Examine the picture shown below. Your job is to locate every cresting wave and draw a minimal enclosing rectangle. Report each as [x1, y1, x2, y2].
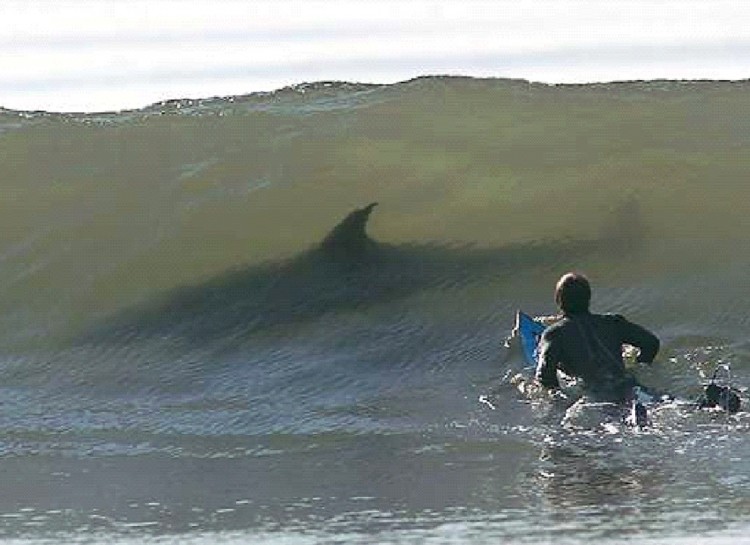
[1, 77, 750, 349]
[78, 200, 641, 346]
[0, 75, 748, 421]
[1, 77, 750, 543]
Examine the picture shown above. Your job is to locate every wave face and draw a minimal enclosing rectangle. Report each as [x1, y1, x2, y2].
[2, 77, 750, 542]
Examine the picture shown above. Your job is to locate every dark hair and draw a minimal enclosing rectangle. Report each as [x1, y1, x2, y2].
[555, 272, 591, 314]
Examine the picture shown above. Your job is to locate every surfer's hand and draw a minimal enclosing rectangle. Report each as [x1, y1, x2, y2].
[622, 344, 642, 365]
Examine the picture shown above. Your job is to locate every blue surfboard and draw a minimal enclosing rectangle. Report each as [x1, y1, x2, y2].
[516, 311, 546, 368]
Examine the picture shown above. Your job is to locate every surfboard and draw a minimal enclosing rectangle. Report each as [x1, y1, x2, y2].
[515, 310, 546, 368]
[512, 310, 659, 428]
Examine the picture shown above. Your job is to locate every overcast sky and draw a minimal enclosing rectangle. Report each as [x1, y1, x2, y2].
[2, 0, 750, 112]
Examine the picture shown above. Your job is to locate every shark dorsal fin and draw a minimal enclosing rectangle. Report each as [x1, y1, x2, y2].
[321, 202, 378, 259]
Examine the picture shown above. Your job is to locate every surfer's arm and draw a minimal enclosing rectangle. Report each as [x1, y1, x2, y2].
[615, 315, 660, 363]
[535, 331, 561, 389]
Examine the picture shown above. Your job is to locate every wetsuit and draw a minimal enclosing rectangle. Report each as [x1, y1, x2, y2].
[535, 312, 660, 402]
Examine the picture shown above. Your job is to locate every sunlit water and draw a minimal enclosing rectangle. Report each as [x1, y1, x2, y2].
[1, 78, 750, 543]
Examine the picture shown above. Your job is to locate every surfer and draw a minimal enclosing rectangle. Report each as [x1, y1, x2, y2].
[534, 272, 660, 404]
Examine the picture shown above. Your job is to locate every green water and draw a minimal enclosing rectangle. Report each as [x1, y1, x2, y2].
[1, 77, 750, 543]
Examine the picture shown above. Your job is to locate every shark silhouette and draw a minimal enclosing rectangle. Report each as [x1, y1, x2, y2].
[82, 202, 641, 344]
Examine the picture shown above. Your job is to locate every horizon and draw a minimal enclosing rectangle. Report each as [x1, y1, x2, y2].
[3, 0, 750, 113]
[4, 75, 750, 116]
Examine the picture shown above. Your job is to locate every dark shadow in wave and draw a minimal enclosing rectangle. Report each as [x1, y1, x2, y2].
[80, 201, 644, 345]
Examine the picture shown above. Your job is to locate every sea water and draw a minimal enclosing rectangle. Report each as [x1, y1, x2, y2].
[1, 78, 750, 543]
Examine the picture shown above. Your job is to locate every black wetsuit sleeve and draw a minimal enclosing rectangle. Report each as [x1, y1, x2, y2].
[614, 315, 660, 363]
[535, 329, 561, 389]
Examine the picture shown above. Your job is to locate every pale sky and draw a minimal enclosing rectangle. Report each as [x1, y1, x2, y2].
[2, 0, 750, 112]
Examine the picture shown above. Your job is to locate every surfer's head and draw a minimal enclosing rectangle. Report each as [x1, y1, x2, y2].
[555, 272, 591, 314]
